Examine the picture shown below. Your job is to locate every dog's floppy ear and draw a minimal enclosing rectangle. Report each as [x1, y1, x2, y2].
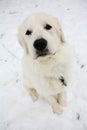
[54, 18, 66, 43]
[18, 29, 29, 54]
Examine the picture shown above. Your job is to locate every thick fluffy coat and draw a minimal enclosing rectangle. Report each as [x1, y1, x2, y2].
[18, 13, 74, 114]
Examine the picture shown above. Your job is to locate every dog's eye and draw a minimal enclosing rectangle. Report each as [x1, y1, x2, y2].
[25, 30, 32, 35]
[44, 24, 52, 30]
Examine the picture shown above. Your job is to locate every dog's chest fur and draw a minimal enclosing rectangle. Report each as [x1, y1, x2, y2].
[22, 47, 72, 97]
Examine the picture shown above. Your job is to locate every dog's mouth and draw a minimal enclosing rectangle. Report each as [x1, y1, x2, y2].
[36, 49, 49, 57]
[35, 49, 55, 59]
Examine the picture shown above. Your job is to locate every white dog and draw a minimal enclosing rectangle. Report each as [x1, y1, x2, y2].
[18, 13, 74, 114]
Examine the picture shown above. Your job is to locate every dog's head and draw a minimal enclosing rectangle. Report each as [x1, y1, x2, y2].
[18, 13, 65, 59]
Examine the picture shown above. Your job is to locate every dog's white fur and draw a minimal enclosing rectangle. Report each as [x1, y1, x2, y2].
[18, 13, 74, 114]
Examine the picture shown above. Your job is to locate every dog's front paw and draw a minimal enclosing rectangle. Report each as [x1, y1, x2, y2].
[58, 98, 67, 106]
[31, 93, 38, 102]
[57, 92, 67, 106]
[52, 104, 63, 115]
[28, 88, 38, 102]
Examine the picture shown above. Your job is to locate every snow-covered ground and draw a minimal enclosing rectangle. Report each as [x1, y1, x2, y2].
[0, 0, 87, 130]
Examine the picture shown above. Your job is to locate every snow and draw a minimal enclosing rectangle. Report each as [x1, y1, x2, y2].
[0, 0, 87, 130]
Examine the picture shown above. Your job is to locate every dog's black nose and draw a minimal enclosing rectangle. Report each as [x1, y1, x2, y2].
[33, 38, 47, 51]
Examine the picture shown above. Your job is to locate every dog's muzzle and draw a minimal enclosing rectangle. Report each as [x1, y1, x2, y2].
[33, 38, 49, 57]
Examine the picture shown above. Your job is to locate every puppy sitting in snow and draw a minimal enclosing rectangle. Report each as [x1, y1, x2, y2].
[18, 13, 74, 114]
